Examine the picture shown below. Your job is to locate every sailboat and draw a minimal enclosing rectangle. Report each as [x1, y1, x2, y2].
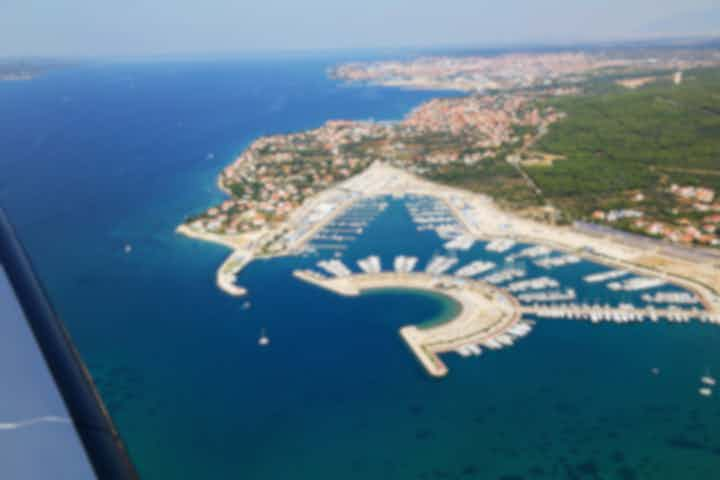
[258, 328, 270, 347]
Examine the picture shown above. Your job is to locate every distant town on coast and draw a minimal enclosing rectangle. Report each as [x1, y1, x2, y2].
[182, 43, 720, 257]
[174, 41, 720, 378]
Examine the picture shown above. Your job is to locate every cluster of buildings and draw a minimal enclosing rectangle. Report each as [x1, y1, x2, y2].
[592, 209, 644, 223]
[669, 184, 716, 204]
[591, 185, 720, 247]
[632, 218, 720, 247]
[188, 123, 380, 234]
[186, 92, 559, 235]
[402, 95, 559, 148]
[331, 53, 633, 92]
[187, 46, 720, 251]
[331, 51, 720, 93]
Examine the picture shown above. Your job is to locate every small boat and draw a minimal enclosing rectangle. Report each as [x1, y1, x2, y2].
[701, 376, 716, 387]
[258, 329, 270, 347]
[699, 387, 712, 397]
[124, 244, 132, 254]
[242, 301, 251, 310]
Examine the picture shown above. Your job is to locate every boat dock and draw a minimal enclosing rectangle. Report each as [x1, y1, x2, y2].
[486, 238, 516, 253]
[425, 255, 458, 275]
[534, 254, 581, 269]
[524, 304, 720, 324]
[607, 276, 667, 291]
[454, 261, 495, 277]
[394, 255, 418, 273]
[357, 255, 382, 274]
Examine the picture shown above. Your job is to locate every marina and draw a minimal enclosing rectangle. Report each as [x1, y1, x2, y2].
[283, 186, 719, 380]
[13, 56, 720, 480]
[306, 197, 389, 251]
[199, 164, 720, 385]
[185, 164, 720, 333]
[182, 161, 720, 390]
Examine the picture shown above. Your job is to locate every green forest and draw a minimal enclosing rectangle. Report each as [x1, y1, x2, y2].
[526, 67, 720, 218]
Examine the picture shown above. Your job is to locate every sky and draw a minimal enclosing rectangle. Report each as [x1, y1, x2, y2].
[1, 0, 719, 57]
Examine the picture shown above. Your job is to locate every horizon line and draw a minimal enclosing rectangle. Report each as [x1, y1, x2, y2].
[2, 32, 719, 62]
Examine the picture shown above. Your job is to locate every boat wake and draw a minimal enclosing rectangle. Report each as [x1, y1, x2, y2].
[0, 415, 70, 431]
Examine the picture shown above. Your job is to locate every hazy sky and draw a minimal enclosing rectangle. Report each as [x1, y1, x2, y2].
[2, 0, 718, 57]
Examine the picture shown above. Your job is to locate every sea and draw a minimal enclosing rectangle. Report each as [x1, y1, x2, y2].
[1, 53, 720, 480]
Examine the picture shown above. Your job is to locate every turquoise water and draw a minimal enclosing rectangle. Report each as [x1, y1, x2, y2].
[1, 56, 720, 479]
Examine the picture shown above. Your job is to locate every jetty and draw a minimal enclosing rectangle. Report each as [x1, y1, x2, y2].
[425, 255, 458, 275]
[217, 252, 250, 296]
[483, 268, 526, 285]
[393, 255, 418, 273]
[454, 261, 495, 277]
[357, 255, 382, 274]
[524, 303, 720, 324]
[534, 254, 581, 269]
[293, 270, 523, 377]
[607, 276, 667, 291]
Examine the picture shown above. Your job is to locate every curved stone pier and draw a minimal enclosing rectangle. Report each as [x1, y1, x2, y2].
[293, 271, 522, 377]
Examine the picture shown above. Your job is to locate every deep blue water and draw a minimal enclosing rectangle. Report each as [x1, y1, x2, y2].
[2, 56, 720, 479]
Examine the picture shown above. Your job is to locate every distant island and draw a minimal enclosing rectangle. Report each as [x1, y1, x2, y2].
[0, 60, 70, 81]
[178, 45, 720, 301]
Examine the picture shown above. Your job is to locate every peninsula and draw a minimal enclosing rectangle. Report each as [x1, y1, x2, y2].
[178, 46, 720, 374]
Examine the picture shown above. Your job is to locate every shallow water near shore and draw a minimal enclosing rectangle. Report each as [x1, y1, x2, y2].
[2, 55, 720, 479]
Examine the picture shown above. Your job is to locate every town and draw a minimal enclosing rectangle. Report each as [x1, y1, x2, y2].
[330, 50, 720, 93]
[184, 92, 560, 236]
[592, 184, 720, 247]
[181, 48, 720, 260]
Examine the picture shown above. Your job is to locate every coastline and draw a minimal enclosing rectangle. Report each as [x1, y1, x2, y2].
[14, 54, 720, 480]
[180, 161, 719, 314]
[437, 185, 720, 311]
[176, 224, 253, 296]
